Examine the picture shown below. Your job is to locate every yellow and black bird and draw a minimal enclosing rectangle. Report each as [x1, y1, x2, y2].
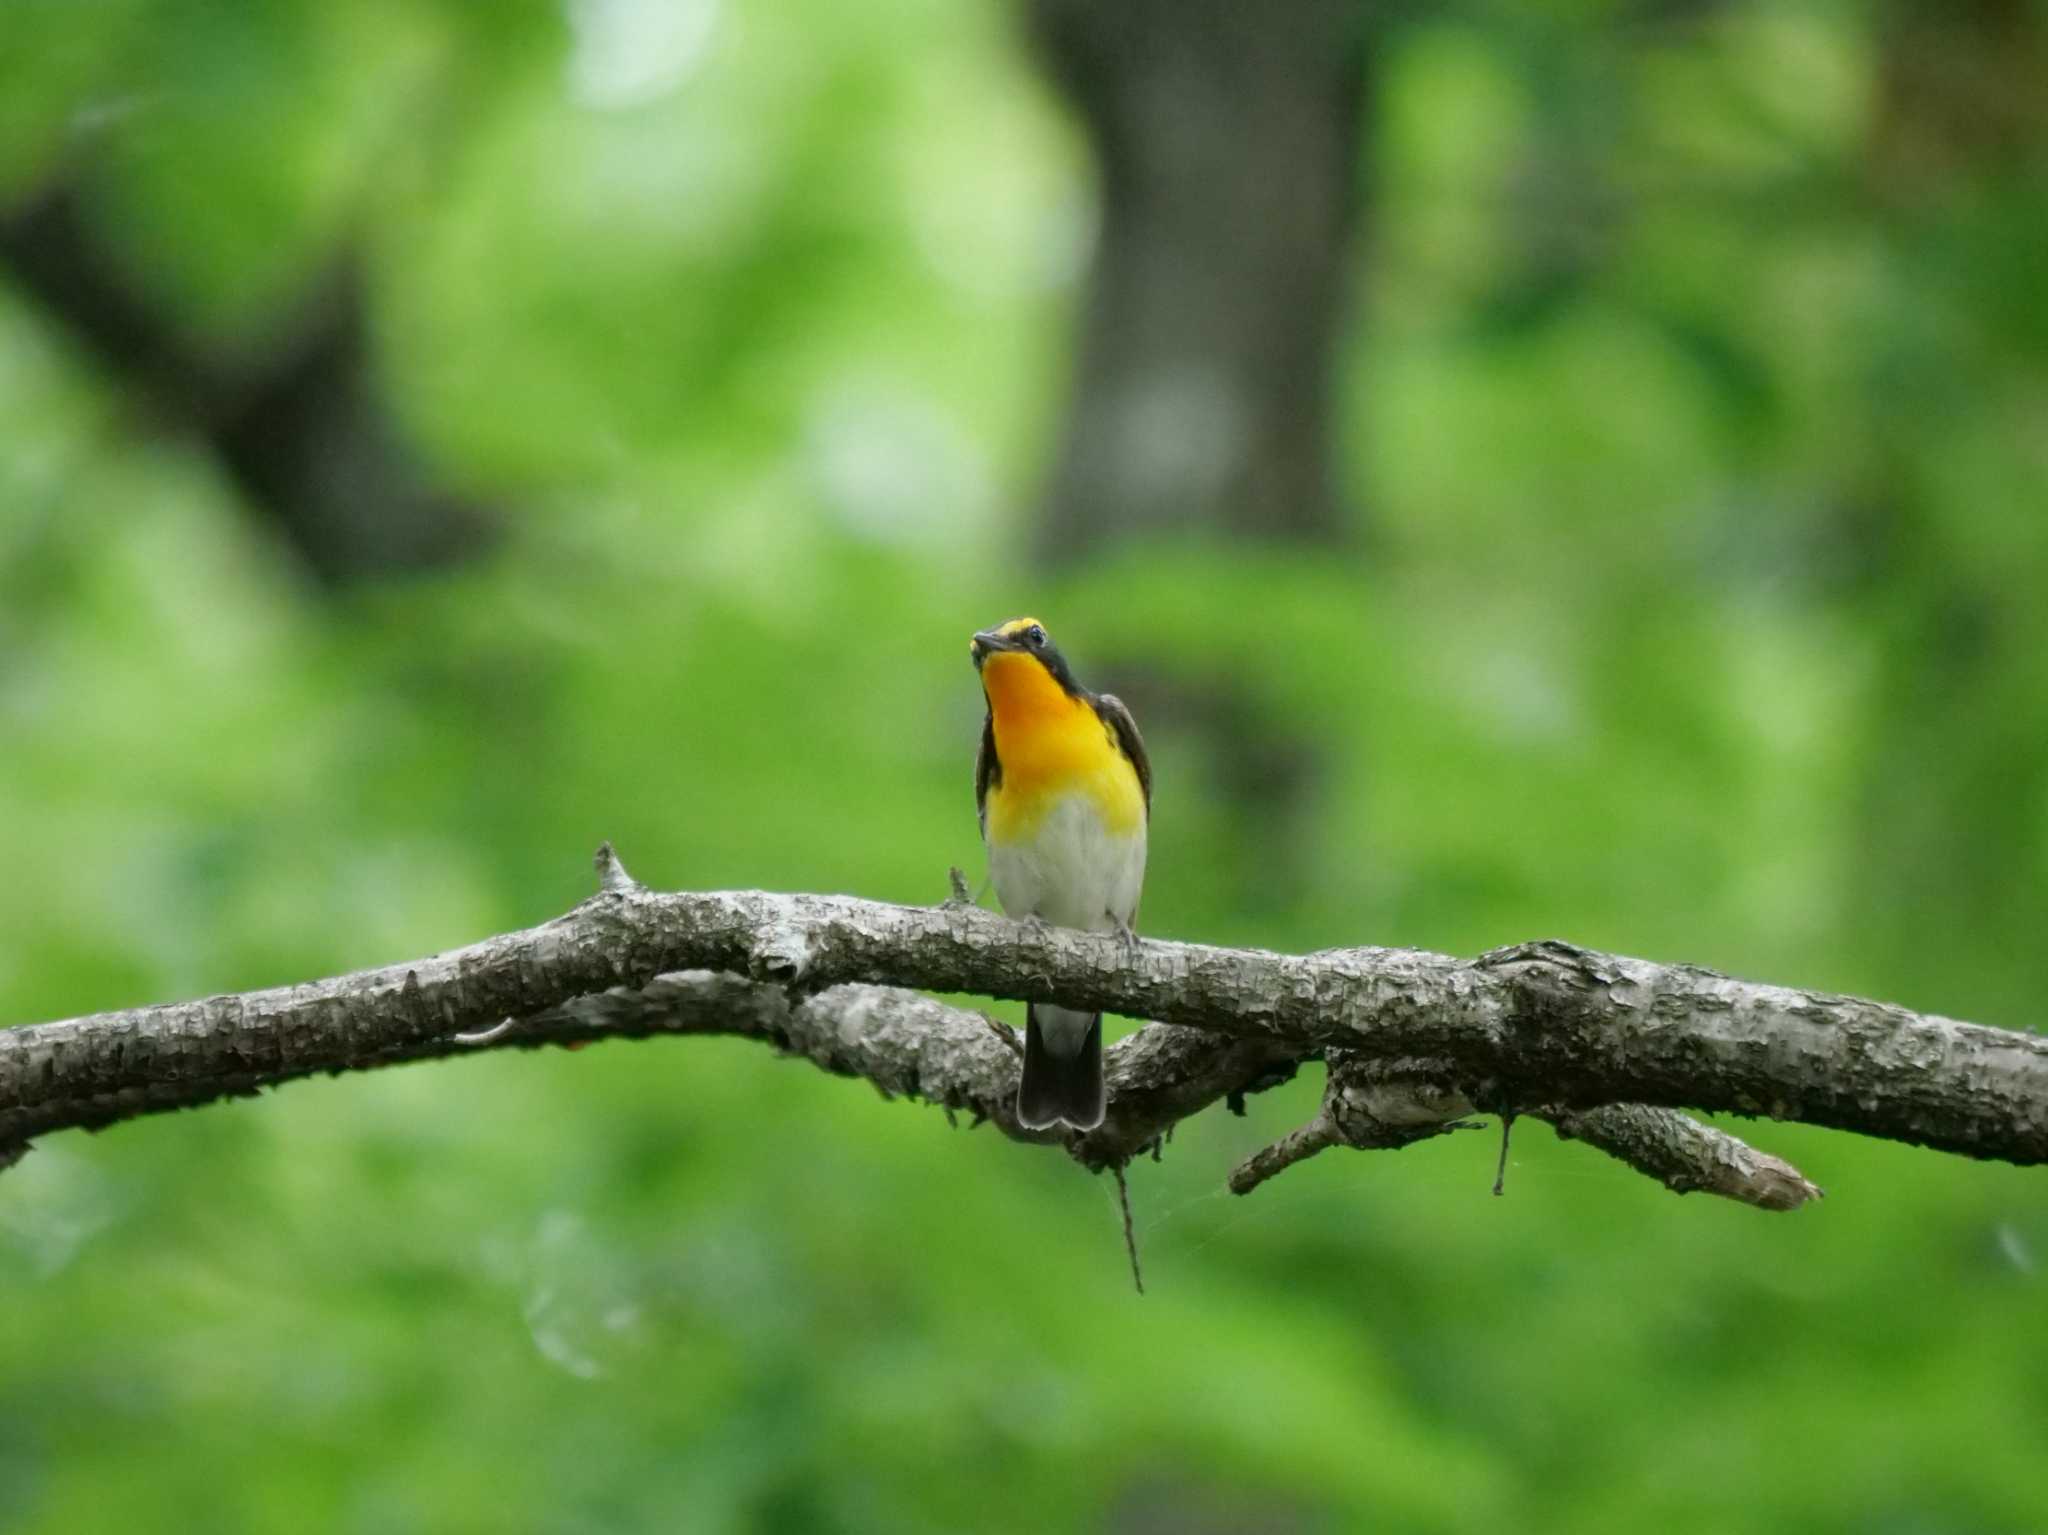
[971, 617, 1150, 1131]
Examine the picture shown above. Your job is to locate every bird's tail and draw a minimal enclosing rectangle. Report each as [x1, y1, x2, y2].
[1018, 1004, 1105, 1131]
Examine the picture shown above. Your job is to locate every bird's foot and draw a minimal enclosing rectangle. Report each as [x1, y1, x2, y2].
[1110, 913, 1142, 961]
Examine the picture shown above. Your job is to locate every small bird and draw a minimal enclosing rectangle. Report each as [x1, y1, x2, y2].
[971, 617, 1150, 1131]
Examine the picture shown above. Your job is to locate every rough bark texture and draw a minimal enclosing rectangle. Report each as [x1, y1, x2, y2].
[4, 848, 2042, 1205]
[1544, 1100, 1822, 1211]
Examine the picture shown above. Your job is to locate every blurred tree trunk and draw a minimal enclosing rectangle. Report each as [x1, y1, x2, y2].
[1845, 0, 2048, 1016]
[1026, 0, 1372, 560]
[0, 180, 497, 587]
[1868, 0, 2048, 191]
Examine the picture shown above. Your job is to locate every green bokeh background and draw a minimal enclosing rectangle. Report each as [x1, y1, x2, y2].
[4, 1, 2047, 1530]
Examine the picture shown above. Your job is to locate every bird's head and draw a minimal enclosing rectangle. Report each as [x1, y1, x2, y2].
[971, 616, 1081, 699]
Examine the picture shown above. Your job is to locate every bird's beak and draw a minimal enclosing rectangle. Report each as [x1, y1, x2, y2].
[969, 628, 1012, 669]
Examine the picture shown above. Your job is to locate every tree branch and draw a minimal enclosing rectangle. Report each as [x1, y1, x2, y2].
[4, 847, 2041, 1211]
[1224, 1052, 1825, 1210]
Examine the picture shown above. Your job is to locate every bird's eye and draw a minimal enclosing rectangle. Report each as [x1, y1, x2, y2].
[1025, 624, 1046, 647]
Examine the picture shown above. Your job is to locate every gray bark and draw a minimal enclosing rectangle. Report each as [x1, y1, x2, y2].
[5, 847, 2041, 1207]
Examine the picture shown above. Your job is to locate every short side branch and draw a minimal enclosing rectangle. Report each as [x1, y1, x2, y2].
[1230, 1056, 1825, 1211]
[1546, 1103, 1825, 1210]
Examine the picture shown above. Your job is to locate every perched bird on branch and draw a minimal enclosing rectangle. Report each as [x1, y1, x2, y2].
[971, 617, 1151, 1130]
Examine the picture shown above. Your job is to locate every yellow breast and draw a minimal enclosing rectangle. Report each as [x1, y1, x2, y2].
[982, 652, 1145, 843]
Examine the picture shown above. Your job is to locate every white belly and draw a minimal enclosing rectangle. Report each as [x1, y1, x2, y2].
[986, 793, 1146, 933]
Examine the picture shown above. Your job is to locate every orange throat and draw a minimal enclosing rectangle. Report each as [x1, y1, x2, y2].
[981, 653, 1143, 840]
[981, 650, 1082, 731]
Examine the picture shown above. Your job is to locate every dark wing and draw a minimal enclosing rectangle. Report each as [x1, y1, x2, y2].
[974, 710, 999, 837]
[1092, 693, 1151, 813]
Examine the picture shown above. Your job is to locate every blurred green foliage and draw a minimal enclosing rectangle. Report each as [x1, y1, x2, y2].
[4, 0, 2047, 1531]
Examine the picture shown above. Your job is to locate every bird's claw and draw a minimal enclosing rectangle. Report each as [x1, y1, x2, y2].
[1110, 913, 1142, 960]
